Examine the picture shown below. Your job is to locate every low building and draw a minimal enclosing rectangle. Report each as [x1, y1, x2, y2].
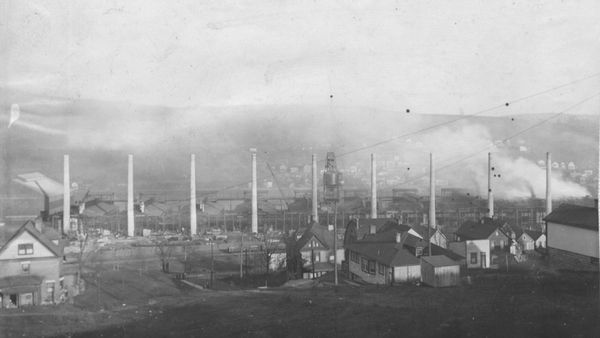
[346, 228, 463, 285]
[420, 255, 461, 287]
[519, 230, 545, 251]
[0, 220, 63, 308]
[454, 218, 510, 269]
[544, 203, 598, 271]
[346, 236, 421, 285]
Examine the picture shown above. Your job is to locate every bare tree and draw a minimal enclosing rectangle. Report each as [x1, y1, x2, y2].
[75, 232, 90, 287]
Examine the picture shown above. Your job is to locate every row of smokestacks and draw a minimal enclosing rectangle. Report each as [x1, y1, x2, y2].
[58, 150, 555, 237]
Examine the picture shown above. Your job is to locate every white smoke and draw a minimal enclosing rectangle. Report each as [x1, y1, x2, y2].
[404, 123, 590, 199]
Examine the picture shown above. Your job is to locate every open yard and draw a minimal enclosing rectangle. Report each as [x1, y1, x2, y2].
[0, 267, 597, 338]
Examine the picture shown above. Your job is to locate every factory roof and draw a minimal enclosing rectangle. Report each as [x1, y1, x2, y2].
[544, 204, 598, 231]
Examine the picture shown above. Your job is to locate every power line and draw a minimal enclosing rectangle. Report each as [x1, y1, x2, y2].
[392, 91, 600, 189]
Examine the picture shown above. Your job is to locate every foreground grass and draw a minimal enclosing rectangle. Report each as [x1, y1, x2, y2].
[0, 269, 597, 337]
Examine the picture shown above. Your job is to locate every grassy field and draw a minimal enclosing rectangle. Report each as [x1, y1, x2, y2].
[1, 250, 598, 337]
[1, 269, 589, 337]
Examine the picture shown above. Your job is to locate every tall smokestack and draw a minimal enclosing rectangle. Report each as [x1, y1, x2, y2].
[63, 155, 70, 235]
[371, 153, 377, 219]
[429, 153, 436, 229]
[546, 152, 552, 215]
[127, 154, 134, 237]
[190, 154, 197, 236]
[312, 154, 319, 223]
[488, 152, 494, 218]
[250, 148, 258, 233]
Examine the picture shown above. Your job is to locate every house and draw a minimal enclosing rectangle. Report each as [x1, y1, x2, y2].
[346, 227, 463, 285]
[544, 203, 598, 271]
[346, 235, 421, 285]
[519, 230, 545, 251]
[343, 218, 400, 246]
[295, 222, 344, 279]
[0, 220, 63, 308]
[420, 255, 461, 287]
[410, 224, 448, 248]
[454, 218, 510, 269]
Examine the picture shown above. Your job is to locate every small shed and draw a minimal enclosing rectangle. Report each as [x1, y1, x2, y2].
[421, 255, 461, 287]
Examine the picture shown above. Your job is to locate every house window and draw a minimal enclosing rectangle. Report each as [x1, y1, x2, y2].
[378, 263, 385, 275]
[18, 243, 33, 255]
[351, 251, 359, 263]
[415, 247, 423, 257]
[21, 262, 30, 273]
[368, 260, 376, 275]
[470, 252, 478, 264]
[361, 258, 367, 272]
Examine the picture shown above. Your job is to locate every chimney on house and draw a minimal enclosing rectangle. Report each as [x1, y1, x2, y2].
[63, 154, 70, 235]
[312, 154, 319, 223]
[370, 224, 376, 234]
[488, 152, 494, 218]
[371, 153, 377, 219]
[127, 154, 134, 237]
[250, 148, 258, 233]
[190, 154, 197, 236]
[35, 217, 43, 233]
[546, 152, 552, 215]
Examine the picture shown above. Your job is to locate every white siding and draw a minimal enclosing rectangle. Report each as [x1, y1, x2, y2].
[393, 264, 421, 282]
[0, 231, 56, 260]
[465, 239, 490, 269]
[547, 222, 599, 258]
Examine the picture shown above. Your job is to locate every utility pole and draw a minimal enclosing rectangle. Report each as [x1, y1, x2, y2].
[240, 232, 244, 279]
[333, 200, 338, 285]
[210, 239, 215, 288]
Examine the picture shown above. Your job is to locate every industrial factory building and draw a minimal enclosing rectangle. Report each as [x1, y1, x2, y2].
[545, 203, 599, 271]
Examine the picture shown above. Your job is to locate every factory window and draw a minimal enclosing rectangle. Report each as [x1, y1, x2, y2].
[470, 253, 478, 264]
[18, 244, 33, 255]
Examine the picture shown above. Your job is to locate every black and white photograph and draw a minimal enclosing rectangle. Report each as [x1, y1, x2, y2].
[1, 1, 599, 337]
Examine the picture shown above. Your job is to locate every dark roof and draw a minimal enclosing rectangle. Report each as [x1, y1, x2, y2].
[297, 222, 341, 251]
[523, 230, 544, 241]
[422, 255, 460, 267]
[0, 221, 62, 257]
[347, 218, 400, 240]
[544, 204, 598, 231]
[455, 218, 504, 240]
[0, 275, 44, 288]
[346, 242, 421, 267]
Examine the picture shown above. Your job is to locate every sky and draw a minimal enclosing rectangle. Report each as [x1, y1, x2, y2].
[1, 0, 600, 115]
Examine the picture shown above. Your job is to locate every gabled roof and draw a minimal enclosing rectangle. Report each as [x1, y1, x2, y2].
[0, 221, 62, 257]
[296, 222, 340, 251]
[347, 218, 400, 241]
[455, 218, 505, 240]
[544, 204, 598, 231]
[523, 230, 544, 241]
[410, 224, 445, 240]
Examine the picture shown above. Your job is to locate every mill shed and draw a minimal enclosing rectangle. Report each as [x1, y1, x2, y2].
[420, 255, 460, 287]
